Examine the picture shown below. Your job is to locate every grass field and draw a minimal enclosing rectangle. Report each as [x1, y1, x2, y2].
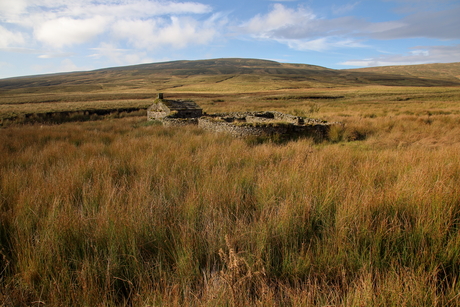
[1, 59, 460, 306]
[1, 59, 459, 121]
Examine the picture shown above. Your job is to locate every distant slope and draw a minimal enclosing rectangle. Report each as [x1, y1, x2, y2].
[0, 58, 338, 91]
[2, 58, 460, 121]
[1, 59, 460, 93]
[102, 58, 334, 75]
[347, 62, 460, 83]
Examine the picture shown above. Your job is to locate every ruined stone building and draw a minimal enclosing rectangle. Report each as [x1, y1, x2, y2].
[147, 93, 337, 140]
[147, 93, 202, 121]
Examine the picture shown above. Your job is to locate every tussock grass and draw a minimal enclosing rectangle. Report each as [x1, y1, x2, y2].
[1, 115, 460, 306]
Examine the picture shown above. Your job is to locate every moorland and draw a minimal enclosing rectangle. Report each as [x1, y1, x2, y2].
[1, 58, 460, 306]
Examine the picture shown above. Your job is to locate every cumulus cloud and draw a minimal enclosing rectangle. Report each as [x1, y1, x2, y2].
[113, 16, 218, 50]
[0, 0, 211, 20]
[239, 4, 368, 51]
[241, 4, 315, 35]
[1, 0, 459, 77]
[340, 44, 460, 67]
[0, 25, 25, 48]
[244, 3, 459, 41]
[238, 2, 460, 54]
[35, 16, 109, 48]
[0, 0, 216, 50]
[0, 0, 28, 18]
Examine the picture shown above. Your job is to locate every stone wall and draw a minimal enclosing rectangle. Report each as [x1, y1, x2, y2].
[198, 117, 289, 137]
[147, 110, 168, 121]
[154, 110, 337, 140]
[162, 118, 199, 127]
[209, 111, 326, 125]
[147, 99, 203, 120]
[198, 116, 333, 140]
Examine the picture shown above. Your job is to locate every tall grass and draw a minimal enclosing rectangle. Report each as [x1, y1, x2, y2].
[1, 116, 460, 306]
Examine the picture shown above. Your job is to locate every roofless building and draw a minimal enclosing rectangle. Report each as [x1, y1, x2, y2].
[147, 93, 202, 121]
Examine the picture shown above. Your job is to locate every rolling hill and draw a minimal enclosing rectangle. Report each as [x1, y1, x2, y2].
[347, 62, 460, 83]
[1, 59, 460, 93]
[1, 58, 460, 122]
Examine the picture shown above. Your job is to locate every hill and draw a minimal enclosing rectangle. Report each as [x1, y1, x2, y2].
[347, 62, 460, 83]
[1, 59, 460, 93]
[1, 58, 460, 123]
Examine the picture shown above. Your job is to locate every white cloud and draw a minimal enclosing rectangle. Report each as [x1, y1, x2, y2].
[240, 3, 460, 42]
[38, 52, 75, 59]
[237, 2, 460, 57]
[90, 43, 153, 65]
[0, 0, 28, 17]
[0, 25, 25, 48]
[0, 0, 215, 50]
[35, 16, 109, 48]
[239, 4, 369, 51]
[340, 44, 460, 67]
[241, 4, 315, 35]
[112, 19, 157, 49]
[410, 49, 429, 56]
[156, 16, 217, 48]
[284, 38, 330, 52]
[282, 37, 367, 52]
[1, 0, 211, 21]
[112, 15, 219, 50]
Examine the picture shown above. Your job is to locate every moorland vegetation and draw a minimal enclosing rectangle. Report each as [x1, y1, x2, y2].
[1, 59, 460, 306]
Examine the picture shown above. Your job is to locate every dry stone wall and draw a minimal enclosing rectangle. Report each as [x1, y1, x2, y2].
[198, 117, 331, 139]
[162, 118, 199, 126]
[198, 117, 289, 137]
[155, 111, 337, 140]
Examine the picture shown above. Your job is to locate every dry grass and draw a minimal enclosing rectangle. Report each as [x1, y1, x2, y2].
[1, 109, 460, 305]
[2, 59, 460, 305]
[2, 58, 460, 120]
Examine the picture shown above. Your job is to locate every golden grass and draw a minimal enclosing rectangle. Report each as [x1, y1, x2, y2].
[1, 110, 460, 305]
[2, 59, 460, 305]
[2, 59, 460, 120]
[347, 62, 460, 82]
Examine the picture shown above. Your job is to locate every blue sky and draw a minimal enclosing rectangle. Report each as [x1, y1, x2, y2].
[0, 0, 459, 79]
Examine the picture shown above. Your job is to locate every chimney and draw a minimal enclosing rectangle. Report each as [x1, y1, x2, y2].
[158, 93, 163, 99]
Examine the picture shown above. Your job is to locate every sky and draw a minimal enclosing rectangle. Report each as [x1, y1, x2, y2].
[0, 0, 460, 79]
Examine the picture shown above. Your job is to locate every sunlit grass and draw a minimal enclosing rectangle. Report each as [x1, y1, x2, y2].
[1, 114, 460, 305]
[2, 60, 460, 305]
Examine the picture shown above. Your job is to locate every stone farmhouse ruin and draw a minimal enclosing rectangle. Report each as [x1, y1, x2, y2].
[147, 93, 202, 120]
[147, 93, 336, 140]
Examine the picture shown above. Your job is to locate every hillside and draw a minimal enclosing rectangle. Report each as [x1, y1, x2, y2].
[347, 62, 460, 83]
[1, 58, 460, 123]
[1, 59, 460, 93]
